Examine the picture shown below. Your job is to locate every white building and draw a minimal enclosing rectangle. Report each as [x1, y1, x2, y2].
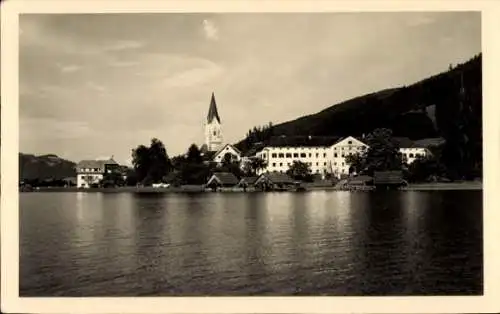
[394, 137, 444, 164]
[255, 135, 368, 179]
[76, 158, 119, 188]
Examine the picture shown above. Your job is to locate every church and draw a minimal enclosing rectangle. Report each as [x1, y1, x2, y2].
[201, 93, 242, 164]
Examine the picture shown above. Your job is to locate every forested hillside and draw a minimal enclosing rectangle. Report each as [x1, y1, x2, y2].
[236, 54, 482, 179]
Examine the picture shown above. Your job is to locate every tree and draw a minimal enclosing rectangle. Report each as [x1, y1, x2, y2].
[344, 128, 404, 176]
[186, 144, 203, 164]
[243, 157, 267, 176]
[286, 160, 313, 182]
[361, 128, 404, 175]
[131, 138, 172, 185]
[407, 155, 446, 183]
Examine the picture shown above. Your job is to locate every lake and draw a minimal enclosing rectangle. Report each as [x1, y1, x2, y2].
[19, 190, 483, 296]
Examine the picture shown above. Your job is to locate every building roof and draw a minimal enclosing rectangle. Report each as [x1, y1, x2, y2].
[76, 158, 118, 170]
[207, 92, 221, 123]
[207, 172, 239, 185]
[214, 144, 242, 159]
[257, 172, 295, 184]
[373, 171, 404, 185]
[239, 176, 259, 185]
[348, 175, 373, 185]
[394, 137, 446, 148]
[266, 135, 342, 148]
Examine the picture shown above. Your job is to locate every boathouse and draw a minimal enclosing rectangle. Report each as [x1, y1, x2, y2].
[254, 172, 295, 191]
[373, 171, 406, 190]
[206, 172, 239, 191]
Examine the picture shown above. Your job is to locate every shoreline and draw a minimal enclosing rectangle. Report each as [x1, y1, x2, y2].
[20, 181, 482, 193]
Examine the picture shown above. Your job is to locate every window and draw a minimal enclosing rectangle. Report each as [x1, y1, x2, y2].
[341, 154, 345, 157]
[272, 163, 276, 167]
[316, 162, 319, 166]
[226, 147, 229, 150]
[271, 153, 277, 158]
[300, 153, 306, 157]
[323, 153, 326, 157]
[278, 153, 284, 158]
[349, 147, 351, 150]
[286, 153, 292, 158]
[288, 163, 291, 166]
[334, 153, 338, 158]
[334, 162, 337, 166]
[279, 163, 283, 166]
[342, 162, 345, 166]
[309, 153, 312, 157]
[324, 162, 327, 166]
[308, 162, 312, 166]
[293, 153, 298, 158]
[348, 140, 352, 144]
[334, 147, 337, 150]
[213, 131, 216, 136]
[316, 153, 319, 157]
[409, 153, 414, 158]
[342, 147, 344, 150]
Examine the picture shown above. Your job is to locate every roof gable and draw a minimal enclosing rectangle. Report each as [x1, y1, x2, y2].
[256, 172, 294, 185]
[333, 136, 368, 147]
[207, 172, 239, 185]
[213, 144, 242, 160]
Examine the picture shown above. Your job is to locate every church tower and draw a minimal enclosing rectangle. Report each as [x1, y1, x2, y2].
[205, 92, 223, 152]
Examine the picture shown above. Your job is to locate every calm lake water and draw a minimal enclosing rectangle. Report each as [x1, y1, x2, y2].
[20, 190, 483, 296]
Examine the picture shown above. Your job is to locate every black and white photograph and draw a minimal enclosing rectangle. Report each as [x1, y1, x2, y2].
[2, 1, 500, 313]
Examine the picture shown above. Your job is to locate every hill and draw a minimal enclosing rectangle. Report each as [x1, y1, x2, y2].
[236, 54, 482, 179]
[19, 153, 77, 181]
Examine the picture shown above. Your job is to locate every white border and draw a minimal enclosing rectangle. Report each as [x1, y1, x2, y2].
[2, 1, 500, 313]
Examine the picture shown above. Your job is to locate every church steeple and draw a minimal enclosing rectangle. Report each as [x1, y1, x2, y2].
[204, 92, 223, 152]
[207, 92, 221, 123]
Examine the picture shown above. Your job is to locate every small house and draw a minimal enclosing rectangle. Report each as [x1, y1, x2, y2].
[206, 172, 239, 191]
[373, 171, 406, 190]
[254, 172, 295, 191]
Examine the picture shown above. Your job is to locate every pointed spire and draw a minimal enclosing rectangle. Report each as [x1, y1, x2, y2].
[207, 92, 221, 123]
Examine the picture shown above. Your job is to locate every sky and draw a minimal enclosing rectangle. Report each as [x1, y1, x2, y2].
[19, 12, 481, 165]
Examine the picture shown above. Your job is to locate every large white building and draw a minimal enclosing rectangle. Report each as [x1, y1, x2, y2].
[255, 135, 368, 178]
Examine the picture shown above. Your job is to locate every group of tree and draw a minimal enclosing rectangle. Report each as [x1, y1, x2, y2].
[128, 139, 270, 186]
[344, 127, 468, 183]
[236, 122, 274, 152]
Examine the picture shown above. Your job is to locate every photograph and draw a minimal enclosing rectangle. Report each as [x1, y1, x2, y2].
[2, 1, 499, 313]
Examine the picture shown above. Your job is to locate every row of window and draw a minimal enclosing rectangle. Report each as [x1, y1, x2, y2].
[404, 153, 424, 158]
[270, 152, 328, 158]
[79, 168, 101, 172]
[270, 161, 346, 167]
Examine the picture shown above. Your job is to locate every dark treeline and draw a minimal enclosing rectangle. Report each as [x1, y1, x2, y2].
[127, 140, 267, 187]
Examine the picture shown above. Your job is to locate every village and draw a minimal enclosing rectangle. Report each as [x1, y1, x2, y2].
[30, 92, 454, 193]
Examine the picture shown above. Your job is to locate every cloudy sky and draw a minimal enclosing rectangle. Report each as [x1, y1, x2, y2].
[19, 12, 481, 164]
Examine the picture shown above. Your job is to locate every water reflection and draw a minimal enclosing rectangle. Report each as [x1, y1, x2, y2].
[20, 191, 483, 296]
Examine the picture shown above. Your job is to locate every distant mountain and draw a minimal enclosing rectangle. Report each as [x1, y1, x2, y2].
[19, 153, 77, 180]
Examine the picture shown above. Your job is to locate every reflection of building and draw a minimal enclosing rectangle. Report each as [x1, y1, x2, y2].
[76, 157, 119, 188]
